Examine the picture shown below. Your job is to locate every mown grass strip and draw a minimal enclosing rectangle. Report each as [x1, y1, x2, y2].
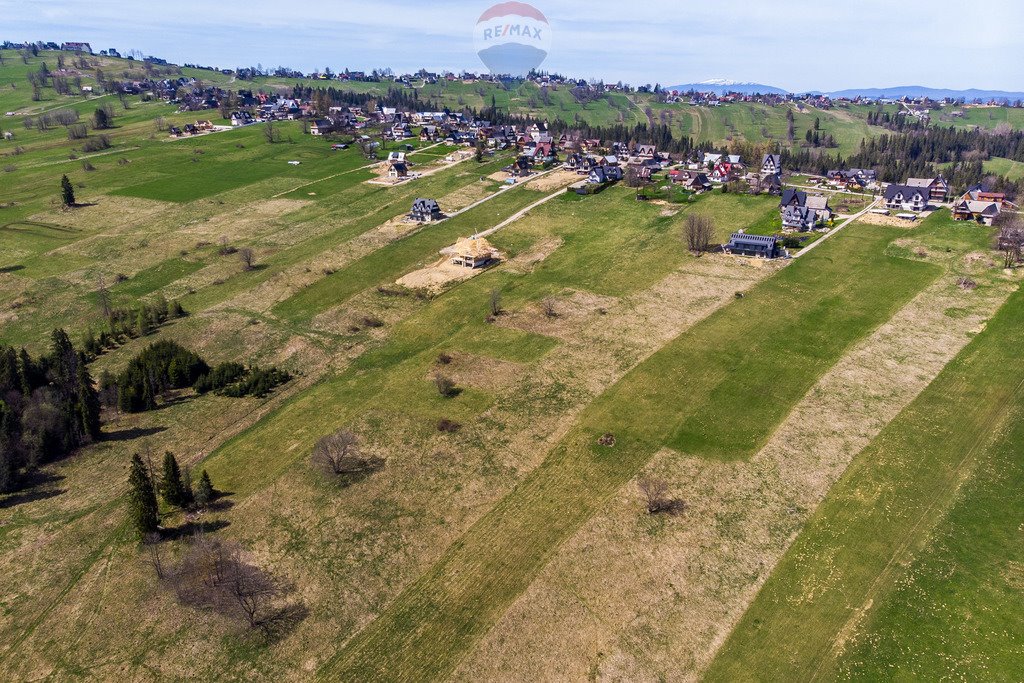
[704, 283, 1024, 683]
[317, 224, 939, 682]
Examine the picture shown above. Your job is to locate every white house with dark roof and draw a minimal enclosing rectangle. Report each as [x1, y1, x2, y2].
[884, 184, 930, 212]
[760, 154, 782, 177]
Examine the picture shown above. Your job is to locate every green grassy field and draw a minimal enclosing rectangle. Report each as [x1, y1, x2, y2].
[317, 224, 938, 681]
[704, 274, 1024, 682]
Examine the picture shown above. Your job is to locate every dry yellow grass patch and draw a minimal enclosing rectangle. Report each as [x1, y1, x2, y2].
[178, 198, 311, 242]
[29, 195, 172, 233]
[524, 169, 580, 192]
[857, 212, 916, 228]
[495, 289, 619, 341]
[204, 215, 426, 316]
[396, 259, 487, 295]
[428, 352, 524, 392]
[452, 265, 1018, 683]
[437, 181, 499, 213]
[503, 236, 562, 275]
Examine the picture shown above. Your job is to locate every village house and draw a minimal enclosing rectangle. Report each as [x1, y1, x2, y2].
[760, 153, 782, 177]
[388, 161, 409, 179]
[60, 42, 92, 53]
[634, 144, 657, 160]
[950, 187, 1014, 226]
[805, 195, 833, 222]
[884, 184, 930, 212]
[779, 189, 830, 228]
[905, 175, 950, 203]
[781, 205, 822, 231]
[759, 173, 783, 196]
[309, 119, 334, 136]
[409, 198, 444, 223]
[668, 170, 712, 193]
[725, 232, 782, 258]
[230, 111, 254, 126]
[589, 165, 624, 184]
[509, 156, 533, 177]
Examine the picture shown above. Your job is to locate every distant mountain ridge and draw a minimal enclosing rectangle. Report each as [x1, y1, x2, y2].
[667, 79, 1024, 102]
[666, 79, 787, 96]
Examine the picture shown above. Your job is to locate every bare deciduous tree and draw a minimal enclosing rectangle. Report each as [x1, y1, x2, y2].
[541, 297, 558, 318]
[313, 429, 361, 474]
[638, 477, 686, 516]
[164, 533, 305, 636]
[684, 213, 715, 256]
[488, 288, 503, 318]
[143, 532, 165, 579]
[239, 247, 255, 271]
[996, 215, 1024, 269]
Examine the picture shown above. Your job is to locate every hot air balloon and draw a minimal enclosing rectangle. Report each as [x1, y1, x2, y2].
[473, 2, 551, 76]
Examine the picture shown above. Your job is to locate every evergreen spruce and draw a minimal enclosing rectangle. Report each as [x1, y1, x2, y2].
[194, 469, 215, 506]
[60, 174, 76, 207]
[127, 454, 159, 536]
[159, 451, 187, 507]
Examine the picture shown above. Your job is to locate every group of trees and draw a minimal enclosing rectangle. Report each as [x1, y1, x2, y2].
[127, 451, 217, 537]
[0, 330, 101, 492]
[684, 214, 715, 256]
[112, 340, 209, 413]
[129, 457, 303, 637]
[193, 362, 292, 399]
[107, 340, 292, 413]
[87, 290, 188, 355]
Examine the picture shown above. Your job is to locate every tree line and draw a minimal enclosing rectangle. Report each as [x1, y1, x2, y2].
[0, 330, 101, 492]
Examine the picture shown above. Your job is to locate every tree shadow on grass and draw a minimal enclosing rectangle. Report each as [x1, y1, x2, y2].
[0, 264, 24, 273]
[159, 518, 231, 541]
[0, 471, 66, 509]
[103, 425, 167, 442]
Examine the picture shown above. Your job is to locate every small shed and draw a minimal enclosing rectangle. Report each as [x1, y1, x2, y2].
[450, 236, 498, 268]
[410, 198, 443, 223]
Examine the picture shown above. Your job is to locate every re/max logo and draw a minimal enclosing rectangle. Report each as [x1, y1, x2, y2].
[482, 24, 543, 41]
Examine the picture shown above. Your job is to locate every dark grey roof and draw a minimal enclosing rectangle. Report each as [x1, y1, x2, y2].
[780, 188, 807, 207]
[884, 184, 927, 200]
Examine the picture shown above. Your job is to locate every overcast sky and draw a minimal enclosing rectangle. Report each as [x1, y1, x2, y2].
[3, 0, 1022, 92]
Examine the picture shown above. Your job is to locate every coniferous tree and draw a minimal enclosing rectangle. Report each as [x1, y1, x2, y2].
[194, 469, 215, 506]
[60, 174, 75, 207]
[76, 363, 101, 440]
[0, 401, 16, 493]
[128, 454, 160, 536]
[159, 451, 187, 507]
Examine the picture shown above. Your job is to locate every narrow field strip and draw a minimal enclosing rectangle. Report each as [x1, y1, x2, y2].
[317, 225, 939, 681]
[704, 285, 1024, 682]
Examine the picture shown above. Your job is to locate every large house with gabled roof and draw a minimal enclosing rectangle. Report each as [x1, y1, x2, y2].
[884, 184, 930, 212]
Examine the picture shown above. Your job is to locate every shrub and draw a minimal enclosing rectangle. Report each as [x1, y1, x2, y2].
[81, 134, 111, 152]
[433, 373, 458, 398]
[437, 418, 462, 433]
